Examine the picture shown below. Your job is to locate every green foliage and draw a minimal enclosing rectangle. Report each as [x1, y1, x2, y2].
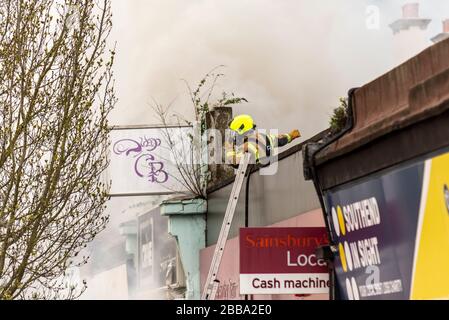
[329, 97, 349, 135]
[187, 66, 248, 135]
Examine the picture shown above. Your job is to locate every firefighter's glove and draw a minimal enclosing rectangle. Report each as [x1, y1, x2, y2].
[290, 129, 301, 140]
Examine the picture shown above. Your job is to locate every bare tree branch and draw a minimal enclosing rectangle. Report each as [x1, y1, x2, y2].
[151, 67, 247, 199]
[0, 0, 116, 300]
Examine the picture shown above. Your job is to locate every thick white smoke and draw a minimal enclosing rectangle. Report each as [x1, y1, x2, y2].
[108, 0, 449, 138]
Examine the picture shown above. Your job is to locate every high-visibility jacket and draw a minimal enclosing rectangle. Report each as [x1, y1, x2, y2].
[225, 130, 293, 165]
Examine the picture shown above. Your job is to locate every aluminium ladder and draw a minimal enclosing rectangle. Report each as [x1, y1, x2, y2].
[201, 152, 252, 300]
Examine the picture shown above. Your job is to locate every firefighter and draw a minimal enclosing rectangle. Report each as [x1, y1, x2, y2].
[225, 114, 301, 166]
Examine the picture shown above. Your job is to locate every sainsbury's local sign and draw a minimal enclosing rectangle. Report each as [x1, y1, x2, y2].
[239, 227, 330, 295]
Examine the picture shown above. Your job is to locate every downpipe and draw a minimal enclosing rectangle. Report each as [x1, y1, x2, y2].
[244, 163, 253, 300]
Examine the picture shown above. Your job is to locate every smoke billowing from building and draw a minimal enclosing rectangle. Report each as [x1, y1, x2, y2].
[108, 0, 449, 138]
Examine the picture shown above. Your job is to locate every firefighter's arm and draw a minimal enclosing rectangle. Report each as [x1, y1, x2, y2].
[273, 130, 301, 147]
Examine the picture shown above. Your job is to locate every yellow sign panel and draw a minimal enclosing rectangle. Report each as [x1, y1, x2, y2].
[411, 153, 449, 299]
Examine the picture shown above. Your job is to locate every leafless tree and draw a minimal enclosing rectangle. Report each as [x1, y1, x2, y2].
[0, 0, 116, 299]
[152, 67, 247, 198]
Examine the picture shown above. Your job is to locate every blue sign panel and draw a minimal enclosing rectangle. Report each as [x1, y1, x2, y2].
[324, 162, 424, 299]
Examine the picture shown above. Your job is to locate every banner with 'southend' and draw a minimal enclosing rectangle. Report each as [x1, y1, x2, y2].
[239, 227, 329, 295]
[324, 148, 449, 300]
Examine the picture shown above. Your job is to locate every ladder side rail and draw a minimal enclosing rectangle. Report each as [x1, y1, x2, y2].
[201, 152, 252, 300]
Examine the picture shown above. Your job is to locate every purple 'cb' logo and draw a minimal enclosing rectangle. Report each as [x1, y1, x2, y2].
[113, 136, 169, 184]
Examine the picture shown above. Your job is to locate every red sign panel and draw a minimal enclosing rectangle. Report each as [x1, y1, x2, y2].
[239, 227, 330, 294]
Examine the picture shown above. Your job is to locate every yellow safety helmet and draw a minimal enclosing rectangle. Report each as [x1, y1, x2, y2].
[229, 114, 255, 135]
